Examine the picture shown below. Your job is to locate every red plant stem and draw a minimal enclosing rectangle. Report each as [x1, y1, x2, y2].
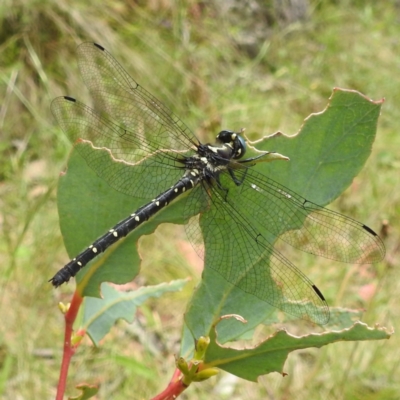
[151, 369, 188, 400]
[55, 290, 83, 400]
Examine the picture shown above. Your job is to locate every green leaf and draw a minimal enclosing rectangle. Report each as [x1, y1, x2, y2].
[182, 270, 366, 360]
[250, 88, 383, 205]
[184, 88, 383, 345]
[57, 146, 188, 297]
[183, 268, 276, 353]
[82, 279, 188, 345]
[202, 318, 391, 382]
[68, 383, 98, 400]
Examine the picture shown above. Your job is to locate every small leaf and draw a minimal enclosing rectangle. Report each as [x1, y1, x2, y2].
[82, 279, 188, 345]
[68, 383, 98, 400]
[203, 318, 391, 382]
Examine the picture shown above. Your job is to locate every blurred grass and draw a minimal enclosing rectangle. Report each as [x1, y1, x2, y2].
[0, 0, 399, 399]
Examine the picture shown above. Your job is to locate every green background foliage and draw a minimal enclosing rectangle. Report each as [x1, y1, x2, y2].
[0, 1, 399, 399]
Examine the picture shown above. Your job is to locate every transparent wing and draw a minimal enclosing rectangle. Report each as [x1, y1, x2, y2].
[184, 182, 330, 325]
[229, 167, 385, 264]
[184, 164, 384, 324]
[52, 42, 202, 198]
[76, 42, 198, 153]
[51, 97, 188, 199]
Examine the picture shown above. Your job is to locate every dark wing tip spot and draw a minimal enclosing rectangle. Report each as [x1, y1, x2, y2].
[362, 224, 378, 236]
[93, 43, 105, 51]
[312, 284, 326, 301]
[64, 96, 76, 102]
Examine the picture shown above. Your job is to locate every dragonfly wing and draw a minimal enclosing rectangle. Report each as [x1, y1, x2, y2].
[186, 181, 330, 324]
[76, 42, 198, 152]
[51, 97, 186, 198]
[226, 167, 385, 264]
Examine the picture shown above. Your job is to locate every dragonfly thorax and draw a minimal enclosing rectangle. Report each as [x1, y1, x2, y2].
[184, 131, 246, 180]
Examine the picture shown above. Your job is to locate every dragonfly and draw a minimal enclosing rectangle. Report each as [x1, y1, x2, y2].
[50, 42, 385, 324]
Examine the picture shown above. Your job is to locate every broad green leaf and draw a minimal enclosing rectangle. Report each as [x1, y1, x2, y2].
[57, 145, 189, 297]
[202, 318, 391, 382]
[184, 89, 383, 346]
[250, 88, 383, 204]
[82, 280, 188, 345]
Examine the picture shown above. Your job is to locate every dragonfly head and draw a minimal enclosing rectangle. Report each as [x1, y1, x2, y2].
[216, 130, 246, 160]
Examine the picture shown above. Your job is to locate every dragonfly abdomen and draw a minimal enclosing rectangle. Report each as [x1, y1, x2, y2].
[50, 174, 199, 287]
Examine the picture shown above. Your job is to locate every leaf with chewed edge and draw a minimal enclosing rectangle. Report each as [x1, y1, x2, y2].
[202, 316, 392, 382]
[184, 89, 383, 348]
[57, 146, 189, 298]
[82, 279, 188, 345]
